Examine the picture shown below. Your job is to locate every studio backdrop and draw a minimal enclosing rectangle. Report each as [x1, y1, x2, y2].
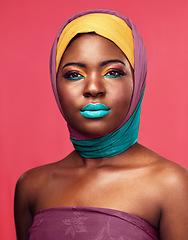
[0, 0, 188, 239]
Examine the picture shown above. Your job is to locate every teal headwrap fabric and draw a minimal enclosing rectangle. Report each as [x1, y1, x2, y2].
[50, 9, 147, 158]
[70, 90, 144, 158]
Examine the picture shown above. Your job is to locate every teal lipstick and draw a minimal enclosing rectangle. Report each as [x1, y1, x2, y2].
[80, 103, 111, 118]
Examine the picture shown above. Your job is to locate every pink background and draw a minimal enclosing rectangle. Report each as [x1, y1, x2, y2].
[0, 0, 188, 239]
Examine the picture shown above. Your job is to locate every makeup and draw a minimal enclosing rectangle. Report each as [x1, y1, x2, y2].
[102, 66, 125, 78]
[80, 103, 111, 118]
[63, 68, 86, 81]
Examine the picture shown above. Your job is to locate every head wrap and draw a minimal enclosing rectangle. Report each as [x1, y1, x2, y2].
[56, 13, 134, 71]
[50, 9, 147, 158]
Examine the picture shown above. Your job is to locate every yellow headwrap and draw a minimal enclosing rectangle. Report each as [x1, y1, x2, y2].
[56, 13, 134, 72]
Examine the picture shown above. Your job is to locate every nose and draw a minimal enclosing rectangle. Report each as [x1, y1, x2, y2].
[83, 74, 106, 98]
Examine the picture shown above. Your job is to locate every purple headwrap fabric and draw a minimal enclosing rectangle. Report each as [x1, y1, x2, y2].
[50, 9, 147, 140]
[29, 207, 159, 240]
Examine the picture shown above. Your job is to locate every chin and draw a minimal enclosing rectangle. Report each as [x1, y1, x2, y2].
[75, 121, 119, 137]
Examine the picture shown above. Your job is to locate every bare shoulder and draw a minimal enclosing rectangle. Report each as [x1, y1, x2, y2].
[137, 144, 188, 240]
[18, 150, 75, 186]
[14, 151, 77, 209]
[134, 143, 188, 207]
[14, 152, 74, 240]
[14, 164, 52, 240]
[15, 163, 53, 202]
[154, 157, 188, 240]
[16, 161, 56, 189]
[157, 157, 188, 192]
[14, 161, 58, 219]
[15, 156, 71, 202]
[136, 143, 188, 181]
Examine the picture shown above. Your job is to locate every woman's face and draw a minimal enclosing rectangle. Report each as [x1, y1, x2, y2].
[56, 33, 133, 136]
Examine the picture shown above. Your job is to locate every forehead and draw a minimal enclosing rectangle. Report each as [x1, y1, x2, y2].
[61, 33, 128, 65]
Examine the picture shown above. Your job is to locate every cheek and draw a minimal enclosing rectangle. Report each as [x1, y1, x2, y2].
[59, 92, 75, 114]
[110, 80, 133, 107]
[57, 82, 82, 116]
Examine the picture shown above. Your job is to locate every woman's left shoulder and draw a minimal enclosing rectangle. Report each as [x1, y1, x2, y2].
[139, 143, 188, 205]
[136, 144, 188, 194]
[138, 144, 188, 182]
[139, 144, 188, 239]
[150, 149, 188, 188]
[155, 154, 188, 202]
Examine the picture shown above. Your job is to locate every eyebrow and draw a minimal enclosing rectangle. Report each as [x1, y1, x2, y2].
[62, 59, 125, 69]
[101, 59, 125, 67]
[62, 62, 86, 69]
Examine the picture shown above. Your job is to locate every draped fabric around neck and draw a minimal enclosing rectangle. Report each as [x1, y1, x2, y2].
[49, 9, 147, 158]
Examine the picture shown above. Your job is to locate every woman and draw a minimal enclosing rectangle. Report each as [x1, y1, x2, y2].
[14, 9, 188, 240]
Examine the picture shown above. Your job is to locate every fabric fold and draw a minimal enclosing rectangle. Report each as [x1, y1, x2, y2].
[29, 207, 159, 240]
[49, 9, 147, 158]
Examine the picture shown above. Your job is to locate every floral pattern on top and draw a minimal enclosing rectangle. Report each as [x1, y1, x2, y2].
[63, 211, 88, 238]
[29, 207, 159, 240]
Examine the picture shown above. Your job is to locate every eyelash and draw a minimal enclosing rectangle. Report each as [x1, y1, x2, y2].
[64, 71, 85, 80]
[63, 69, 125, 80]
[103, 69, 125, 78]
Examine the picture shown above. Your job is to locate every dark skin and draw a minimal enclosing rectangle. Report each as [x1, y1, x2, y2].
[14, 34, 188, 240]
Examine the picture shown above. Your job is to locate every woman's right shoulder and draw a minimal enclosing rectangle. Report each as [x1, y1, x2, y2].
[15, 151, 77, 197]
[14, 160, 68, 239]
[15, 163, 54, 200]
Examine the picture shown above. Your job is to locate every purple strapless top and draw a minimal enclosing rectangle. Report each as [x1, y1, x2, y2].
[29, 207, 159, 240]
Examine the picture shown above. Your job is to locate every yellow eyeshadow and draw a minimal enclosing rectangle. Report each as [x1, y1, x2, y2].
[77, 70, 86, 77]
[102, 69, 109, 76]
[63, 69, 86, 77]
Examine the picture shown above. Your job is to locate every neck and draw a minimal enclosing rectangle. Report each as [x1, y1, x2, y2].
[73, 142, 139, 169]
[70, 91, 144, 159]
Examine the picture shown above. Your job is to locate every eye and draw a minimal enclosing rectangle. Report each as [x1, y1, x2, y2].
[103, 69, 125, 78]
[64, 71, 85, 80]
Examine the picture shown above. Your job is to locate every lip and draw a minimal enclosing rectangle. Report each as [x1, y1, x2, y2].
[80, 103, 111, 118]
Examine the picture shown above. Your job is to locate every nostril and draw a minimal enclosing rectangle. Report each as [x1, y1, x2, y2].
[84, 92, 104, 98]
[84, 92, 92, 97]
[97, 92, 104, 97]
